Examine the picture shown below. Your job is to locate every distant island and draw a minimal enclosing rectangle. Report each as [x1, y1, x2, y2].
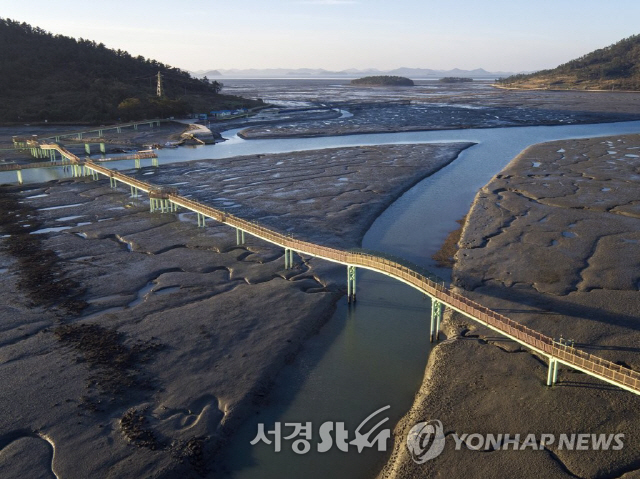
[350, 76, 414, 87]
[440, 77, 473, 83]
[193, 67, 518, 79]
[496, 34, 640, 91]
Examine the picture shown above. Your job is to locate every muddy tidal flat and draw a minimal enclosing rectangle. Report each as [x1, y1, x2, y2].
[221, 79, 640, 139]
[380, 135, 640, 479]
[0, 142, 470, 478]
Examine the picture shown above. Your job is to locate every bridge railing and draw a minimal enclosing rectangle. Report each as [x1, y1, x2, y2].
[33, 143, 640, 393]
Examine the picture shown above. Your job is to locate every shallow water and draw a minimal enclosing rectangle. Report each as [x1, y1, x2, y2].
[5, 118, 640, 478]
[216, 120, 640, 478]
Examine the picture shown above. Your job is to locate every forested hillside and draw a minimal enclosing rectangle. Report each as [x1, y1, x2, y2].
[0, 18, 262, 123]
[497, 34, 640, 91]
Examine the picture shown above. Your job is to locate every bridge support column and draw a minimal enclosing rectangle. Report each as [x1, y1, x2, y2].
[55, 136, 60, 142]
[149, 122, 154, 128]
[16, 170, 23, 185]
[284, 248, 290, 269]
[197, 213, 206, 227]
[98, 130, 103, 137]
[430, 299, 443, 342]
[85, 143, 91, 155]
[131, 186, 138, 198]
[117, 127, 122, 134]
[134, 124, 138, 130]
[546, 358, 559, 386]
[135, 158, 141, 169]
[236, 229, 246, 245]
[77, 133, 82, 140]
[152, 157, 159, 167]
[110, 176, 117, 189]
[347, 265, 356, 303]
[100, 143, 106, 154]
[547, 359, 554, 386]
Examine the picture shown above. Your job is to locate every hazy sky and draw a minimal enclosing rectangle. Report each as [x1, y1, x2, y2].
[2, 0, 639, 73]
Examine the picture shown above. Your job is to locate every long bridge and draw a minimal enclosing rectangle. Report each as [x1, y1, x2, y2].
[34, 142, 640, 397]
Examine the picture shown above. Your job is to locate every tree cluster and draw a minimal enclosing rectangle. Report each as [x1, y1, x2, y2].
[0, 18, 260, 123]
[497, 34, 640, 90]
[350, 76, 415, 86]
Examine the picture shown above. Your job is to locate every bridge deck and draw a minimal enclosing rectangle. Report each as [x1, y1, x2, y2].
[32, 143, 640, 395]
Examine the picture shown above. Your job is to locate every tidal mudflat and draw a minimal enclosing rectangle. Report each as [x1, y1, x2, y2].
[224, 79, 640, 139]
[0, 142, 469, 477]
[380, 135, 640, 479]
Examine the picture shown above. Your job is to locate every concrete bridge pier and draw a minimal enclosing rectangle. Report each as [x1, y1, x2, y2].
[16, 170, 23, 185]
[152, 157, 159, 167]
[130, 186, 138, 198]
[135, 158, 141, 169]
[134, 124, 138, 131]
[109, 176, 117, 189]
[197, 213, 206, 227]
[546, 358, 559, 386]
[430, 299, 443, 342]
[117, 127, 122, 134]
[77, 132, 83, 140]
[347, 265, 357, 303]
[85, 143, 91, 155]
[100, 143, 106, 154]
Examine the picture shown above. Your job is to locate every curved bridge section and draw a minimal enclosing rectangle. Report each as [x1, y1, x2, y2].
[37, 143, 640, 396]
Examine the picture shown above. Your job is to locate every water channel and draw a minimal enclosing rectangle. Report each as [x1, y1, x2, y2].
[5, 120, 640, 478]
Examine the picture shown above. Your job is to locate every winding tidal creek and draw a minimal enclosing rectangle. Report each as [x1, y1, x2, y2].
[6, 120, 640, 478]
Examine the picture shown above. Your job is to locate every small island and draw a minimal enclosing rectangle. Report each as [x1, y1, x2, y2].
[439, 77, 473, 83]
[350, 75, 414, 86]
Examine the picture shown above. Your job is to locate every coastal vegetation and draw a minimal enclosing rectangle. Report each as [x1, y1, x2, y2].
[350, 75, 414, 86]
[0, 18, 262, 123]
[496, 34, 640, 91]
[439, 77, 473, 83]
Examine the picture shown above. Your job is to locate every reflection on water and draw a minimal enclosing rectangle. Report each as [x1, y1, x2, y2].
[224, 274, 430, 479]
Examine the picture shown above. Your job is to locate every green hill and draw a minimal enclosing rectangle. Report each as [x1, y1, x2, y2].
[350, 76, 414, 86]
[0, 18, 263, 123]
[497, 34, 640, 91]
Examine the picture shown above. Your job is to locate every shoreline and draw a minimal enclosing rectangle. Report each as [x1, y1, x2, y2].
[235, 116, 640, 141]
[0, 141, 473, 478]
[378, 133, 640, 479]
